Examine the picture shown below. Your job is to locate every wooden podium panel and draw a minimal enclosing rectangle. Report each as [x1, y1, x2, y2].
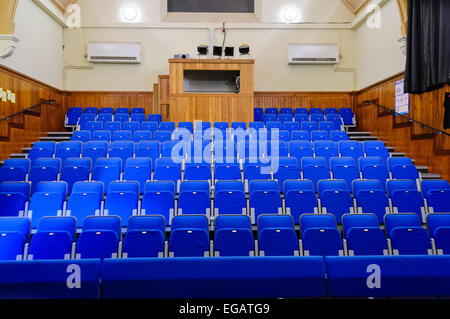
[169, 59, 254, 124]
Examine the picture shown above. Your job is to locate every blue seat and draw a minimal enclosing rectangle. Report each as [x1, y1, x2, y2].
[387, 179, 425, 221]
[178, 181, 210, 215]
[141, 121, 159, 133]
[83, 107, 98, 115]
[108, 141, 134, 170]
[78, 113, 96, 130]
[76, 216, 121, 259]
[248, 121, 265, 131]
[71, 130, 90, 142]
[153, 158, 181, 190]
[283, 121, 300, 134]
[133, 130, 152, 142]
[278, 114, 293, 123]
[339, 108, 355, 125]
[142, 181, 175, 224]
[173, 127, 192, 142]
[0, 159, 29, 182]
[300, 214, 343, 256]
[264, 140, 288, 158]
[28, 181, 67, 228]
[27, 141, 56, 164]
[384, 213, 431, 255]
[82, 141, 108, 166]
[104, 121, 121, 133]
[238, 141, 262, 160]
[111, 130, 132, 142]
[301, 121, 318, 135]
[330, 157, 359, 190]
[427, 213, 450, 254]
[104, 181, 139, 227]
[135, 141, 160, 165]
[294, 114, 309, 123]
[115, 108, 129, 115]
[55, 141, 82, 167]
[184, 162, 212, 182]
[153, 130, 172, 143]
[421, 180, 450, 213]
[314, 141, 338, 166]
[263, 114, 277, 123]
[29, 158, 61, 193]
[301, 157, 330, 192]
[289, 141, 314, 165]
[92, 158, 122, 194]
[123, 215, 165, 258]
[253, 107, 264, 122]
[318, 180, 353, 223]
[342, 214, 388, 256]
[169, 215, 210, 257]
[244, 160, 272, 191]
[339, 141, 364, 163]
[258, 215, 298, 256]
[231, 122, 247, 131]
[96, 113, 113, 124]
[330, 130, 349, 142]
[324, 108, 338, 115]
[66, 107, 83, 125]
[310, 114, 325, 124]
[178, 122, 194, 134]
[284, 180, 318, 224]
[122, 121, 140, 134]
[130, 113, 146, 123]
[318, 121, 336, 133]
[265, 108, 278, 115]
[28, 216, 76, 260]
[266, 120, 282, 131]
[0, 217, 30, 260]
[295, 108, 308, 115]
[214, 181, 246, 216]
[147, 114, 162, 124]
[0, 182, 30, 217]
[114, 114, 129, 124]
[214, 162, 241, 181]
[159, 121, 175, 132]
[60, 157, 91, 194]
[123, 158, 152, 193]
[353, 179, 390, 222]
[161, 140, 186, 161]
[273, 157, 300, 192]
[187, 140, 212, 160]
[364, 141, 390, 164]
[291, 130, 310, 141]
[309, 108, 323, 115]
[249, 180, 282, 224]
[130, 108, 145, 115]
[85, 121, 103, 134]
[311, 130, 330, 141]
[99, 107, 114, 114]
[67, 181, 103, 228]
[92, 130, 111, 142]
[213, 122, 229, 134]
[280, 108, 293, 115]
[325, 114, 343, 131]
[359, 157, 389, 192]
[387, 157, 419, 181]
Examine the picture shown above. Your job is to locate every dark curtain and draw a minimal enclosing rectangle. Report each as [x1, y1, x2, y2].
[404, 0, 450, 94]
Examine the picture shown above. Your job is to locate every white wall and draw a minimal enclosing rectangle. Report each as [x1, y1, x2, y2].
[355, 0, 405, 89]
[0, 0, 63, 89]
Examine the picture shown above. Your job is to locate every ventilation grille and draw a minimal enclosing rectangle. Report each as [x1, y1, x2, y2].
[89, 56, 138, 61]
[291, 57, 337, 62]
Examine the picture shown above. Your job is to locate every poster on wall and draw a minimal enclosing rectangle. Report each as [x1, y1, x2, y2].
[395, 78, 409, 115]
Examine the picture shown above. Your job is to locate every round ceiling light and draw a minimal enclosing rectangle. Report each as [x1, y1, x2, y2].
[283, 6, 299, 23]
[122, 5, 138, 22]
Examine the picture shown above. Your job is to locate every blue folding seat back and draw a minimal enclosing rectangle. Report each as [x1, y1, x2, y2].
[330, 131, 349, 142]
[309, 108, 323, 115]
[0, 217, 30, 260]
[35, 181, 67, 198]
[184, 162, 212, 181]
[318, 180, 353, 223]
[264, 141, 288, 158]
[249, 181, 282, 223]
[253, 108, 264, 122]
[290, 141, 314, 165]
[169, 215, 209, 257]
[141, 121, 159, 133]
[214, 162, 241, 181]
[214, 181, 246, 215]
[99, 107, 114, 114]
[27, 142, 56, 164]
[278, 114, 293, 123]
[78, 113, 96, 130]
[244, 162, 272, 188]
[28, 217, 76, 260]
[161, 140, 186, 160]
[148, 114, 162, 124]
[123, 216, 165, 258]
[123, 158, 152, 193]
[92, 158, 121, 194]
[283, 180, 318, 224]
[231, 122, 247, 131]
[314, 141, 338, 165]
[85, 121, 103, 134]
[295, 108, 308, 115]
[111, 130, 132, 142]
[258, 215, 298, 256]
[339, 141, 364, 163]
[353, 180, 390, 222]
[324, 108, 338, 115]
[283, 121, 300, 134]
[115, 108, 129, 115]
[153, 130, 172, 143]
[104, 121, 121, 133]
[71, 131, 90, 142]
[76, 216, 121, 259]
[0, 182, 30, 217]
[263, 114, 277, 123]
[311, 130, 330, 141]
[385, 213, 431, 255]
[130, 108, 145, 115]
[28, 190, 65, 228]
[280, 108, 293, 115]
[342, 214, 387, 256]
[83, 107, 98, 115]
[66, 107, 83, 125]
[97, 113, 113, 123]
[387, 180, 424, 218]
[159, 122, 175, 132]
[318, 121, 336, 133]
[214, 222, 252, 256]
[29, 158, 61, 193]
[294, 114, 309, 123]
[92, 130, 111, 141]
[135, 141, 160, 165]
[114, 114, 129, 124]
[133, 130, 152, 142]
[388, 157, 419, 180]
[422, 180, 450, 213]
[301, 121, 318, 134]
[273, 157, 300, 192]
[325, 114, 343, 131]
[130, 114, 146, 123]
[122, 121, 140, 134]
[108, 141, 134, 170]
[248, 121, 265, 131]
[421, 180, 450, 198]
[104, 182, 139, 227]
[310, 114, 325, 124]
[142, 181, 175, 224]
[153, 158, 181, 189]
[177, 122, 194, 134]
[55, 141, 82, 166]
[300, 214, 343, 256]
[339, 108, 355, 125]
[330, 157, 359, 190]
[359, 157, 389, 192]
[301, 157, 330, 192]
[427, 214, 450, 254]
[178, 181, 210, 215]
[291, 130, 310, 141]
[265, 108, 278, 115]
[3, 158, 32, 173]
[0, 166, 27, 183]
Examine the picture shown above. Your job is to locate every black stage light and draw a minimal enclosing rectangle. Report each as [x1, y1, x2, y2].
[225, 47, 234, 57]
[239, 44, 250, 55]
[213, 46, 223, 57]
[197, 45, 208, 56]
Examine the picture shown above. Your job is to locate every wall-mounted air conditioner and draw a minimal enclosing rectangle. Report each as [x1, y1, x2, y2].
[87, 41, 141, 64]
[288, 44, 339, 64]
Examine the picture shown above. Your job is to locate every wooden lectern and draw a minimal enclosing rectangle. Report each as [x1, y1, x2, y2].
[168, 59, 254, 124]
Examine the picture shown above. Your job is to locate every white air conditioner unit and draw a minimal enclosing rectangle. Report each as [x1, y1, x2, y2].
[87, 41, 141, 64]
[288, 44, 339, 64]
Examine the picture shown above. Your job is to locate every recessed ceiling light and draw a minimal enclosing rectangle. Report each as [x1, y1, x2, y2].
[122, 5, 138, 22]
[283, 6, 299, 23]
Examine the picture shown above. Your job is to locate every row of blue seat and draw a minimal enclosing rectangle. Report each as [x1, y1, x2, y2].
[66, 107, 151, 125]
[1, 178, 449, 229]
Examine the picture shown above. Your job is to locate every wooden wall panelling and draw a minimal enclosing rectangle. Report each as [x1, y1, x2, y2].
[158, 75, 170, 121]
